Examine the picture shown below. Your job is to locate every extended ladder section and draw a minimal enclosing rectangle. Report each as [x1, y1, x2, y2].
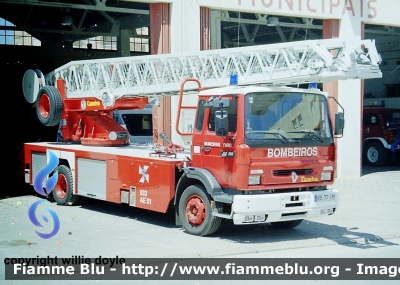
[45, 38, 382, 101]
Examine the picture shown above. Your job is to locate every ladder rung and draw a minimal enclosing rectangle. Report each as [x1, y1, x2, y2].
[45, 38, 382, 100]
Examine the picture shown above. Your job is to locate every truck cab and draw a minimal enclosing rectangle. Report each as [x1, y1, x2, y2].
[191, 85, 339, 191]
[362, 106, 400, 166]
[174, 84, 343, 235]
[112, 108, 153, 144]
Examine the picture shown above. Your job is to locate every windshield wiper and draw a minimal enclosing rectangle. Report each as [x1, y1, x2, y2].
[246, 130, 291, 143]
[288, 130, 324, 142]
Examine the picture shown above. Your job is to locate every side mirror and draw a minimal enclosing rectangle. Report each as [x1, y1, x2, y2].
[328, 96, 345, 138]
[213, 98, 230, 108]
[334, 112, 344, 137]
[215, 110, 229, 136]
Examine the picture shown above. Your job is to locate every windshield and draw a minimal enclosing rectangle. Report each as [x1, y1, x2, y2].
[119, 113, 153, 136]
[382, 112, 400, 124]
[244, 92, 333, 147]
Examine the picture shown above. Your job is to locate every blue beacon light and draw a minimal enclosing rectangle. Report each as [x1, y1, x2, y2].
[308, 82, 318, 89]
[230, 74, 238, 86]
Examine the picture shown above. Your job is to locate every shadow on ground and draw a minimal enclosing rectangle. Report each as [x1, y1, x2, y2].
[70, 197, 398, 250]
[362, 161, 400, 175]
[214, 220, 398, 249]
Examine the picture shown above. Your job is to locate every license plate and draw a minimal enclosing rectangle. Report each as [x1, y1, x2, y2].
[244, 215, 254, 222]
[314, 193, 336, 202]
[244, 215, 266, 223]
[255, 215, 266, 222]
[320, 208, 334, 215]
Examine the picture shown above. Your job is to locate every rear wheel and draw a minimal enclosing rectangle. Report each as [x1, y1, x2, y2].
[36, 86, 63, 126]
[178, 185, 221, 236]
[271, 220, 303, 228]
[395, 151, 400, 165]
[363, 141, 388, 166]
[52, 165, 80, 206]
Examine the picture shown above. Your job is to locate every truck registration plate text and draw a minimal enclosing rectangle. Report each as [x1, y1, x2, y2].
[244, 215, 266, 223]
[314, 193, 335, 202]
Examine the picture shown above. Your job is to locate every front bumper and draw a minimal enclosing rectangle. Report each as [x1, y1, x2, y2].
[229, 189, 339, 225]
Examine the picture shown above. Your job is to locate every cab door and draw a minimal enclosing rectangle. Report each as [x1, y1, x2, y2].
[362, 111, 382, 140]
[191, 98, 238, 183]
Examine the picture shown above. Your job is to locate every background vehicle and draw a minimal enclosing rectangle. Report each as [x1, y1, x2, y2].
[362, 105, 400, 166]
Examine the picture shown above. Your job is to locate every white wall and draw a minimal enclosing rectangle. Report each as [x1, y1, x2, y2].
[169, 1, 201, 147]
[333, 10, 363, 177]
[197, 0, 400, 25]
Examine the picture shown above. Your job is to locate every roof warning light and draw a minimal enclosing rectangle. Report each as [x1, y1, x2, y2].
[230, 74, 238, 86]
[308, 82, 318, 89]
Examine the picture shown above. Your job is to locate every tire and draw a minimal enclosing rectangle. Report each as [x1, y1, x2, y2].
[395, 151, 400, 165]
[36, 86, 63, 126]
[363, 141, 388, 167]
[270, 219, 303, 228]
[178, 185, 221, 236]
[52, 165, 80, 206]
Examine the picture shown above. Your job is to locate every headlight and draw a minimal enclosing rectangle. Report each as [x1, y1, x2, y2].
[249, 169, 263, 185]
[109, 131, 117, 140]
[321, 172, 332, 181]
[248, 175, 261, 185]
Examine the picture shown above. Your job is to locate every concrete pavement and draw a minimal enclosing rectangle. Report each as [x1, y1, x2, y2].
[1, 164, 399, 284]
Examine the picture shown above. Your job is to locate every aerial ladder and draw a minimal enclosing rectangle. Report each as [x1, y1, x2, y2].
[22, 38, 382, 147]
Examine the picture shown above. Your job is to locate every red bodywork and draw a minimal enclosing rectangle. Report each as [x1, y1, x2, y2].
[22, 79, 337, 216]
[23, 143, 183, 213]
[57, 79, 149, 146]
[362, 107, 400, 145]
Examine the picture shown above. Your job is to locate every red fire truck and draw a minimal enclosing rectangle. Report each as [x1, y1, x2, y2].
[21, 39, 382, 236]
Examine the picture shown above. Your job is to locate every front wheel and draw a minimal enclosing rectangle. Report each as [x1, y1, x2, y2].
[270, 220, 303, 228]
[178, 185, 221, 236]
[52, 165, 80, 206]
[363, 141, 388, 166]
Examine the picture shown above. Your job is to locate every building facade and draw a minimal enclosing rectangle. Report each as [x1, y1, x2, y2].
[146, 0, 400, 177]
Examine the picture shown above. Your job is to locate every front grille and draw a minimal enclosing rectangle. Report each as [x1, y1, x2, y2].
[282, 211, 307, 217]
[273, 169, 313, 176]
[285, 203, 303, 207]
